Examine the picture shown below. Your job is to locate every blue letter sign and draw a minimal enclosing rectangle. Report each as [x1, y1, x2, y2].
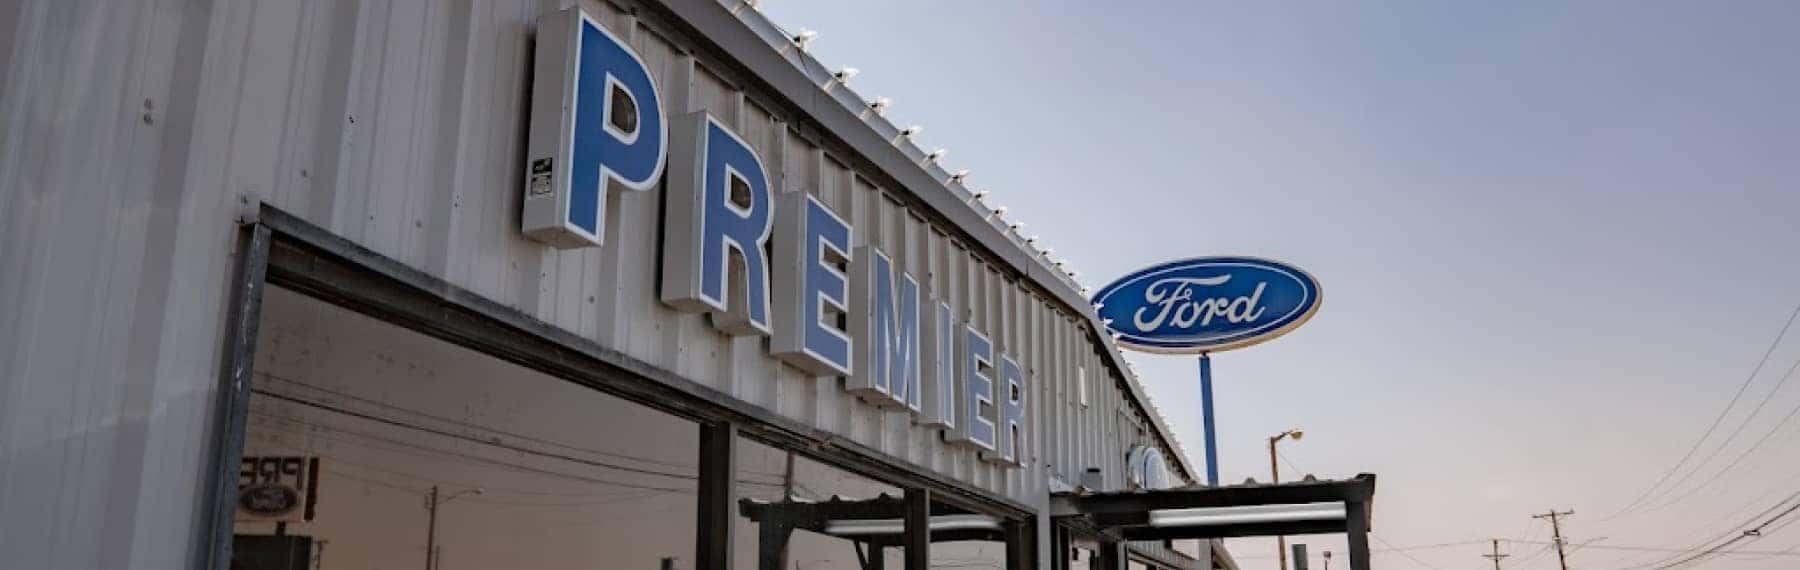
[772, 193, 853, 376]
[661, 112, 774, 336]
[953, 326, 998, 452]
[520, 7, 1032, 469]
[522, 7, 666, 249]
[1092, 256, 1321, 353]
[849, 246, 922, 411]
[992, 356, 1026, 466]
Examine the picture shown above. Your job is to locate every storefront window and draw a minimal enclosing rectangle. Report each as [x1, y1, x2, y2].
[231, 288, 698, 570]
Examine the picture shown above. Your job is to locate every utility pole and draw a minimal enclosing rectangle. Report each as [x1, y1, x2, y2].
[425, 486, 439, 570]
[424, 486, 483, 570]
[1269, 429, 1303, 570]
[1271, 442, 1285, 570]
[1482, 539, 1509, 570]
[1533, 510, 1575, 570]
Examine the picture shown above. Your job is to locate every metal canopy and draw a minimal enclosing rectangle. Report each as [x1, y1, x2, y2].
[739, 494, 1007, 545]
[1052, 474, 1377, 570]
[738, 494, 1014, 570]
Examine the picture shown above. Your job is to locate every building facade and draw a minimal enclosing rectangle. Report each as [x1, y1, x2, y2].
[0, 1, 1220, 568]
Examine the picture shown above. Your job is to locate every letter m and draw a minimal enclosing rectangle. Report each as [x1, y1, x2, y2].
[849, 246, 921, 411]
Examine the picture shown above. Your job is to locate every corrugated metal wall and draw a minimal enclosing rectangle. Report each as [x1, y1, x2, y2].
[0, 0, 1200, 568]
[0, 0, 244, 568]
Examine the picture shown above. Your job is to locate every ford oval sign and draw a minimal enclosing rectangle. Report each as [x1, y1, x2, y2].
[1092, 257, 1320, 354]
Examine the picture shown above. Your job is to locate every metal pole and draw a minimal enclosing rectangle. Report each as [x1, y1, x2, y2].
[425, 485, 439, 570]
[1199, 354, 1219, 486]
[696, 421, 738, 570]
[1346, 501, 1371, 570]
[1272, 437, 1285, 570]
[904, 488, 931, 570]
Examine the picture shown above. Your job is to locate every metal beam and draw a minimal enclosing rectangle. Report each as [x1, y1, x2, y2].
[1053, 475, 1376, 517]
[1119, 519, 1348, 541]
[1051, 525, 1071, 570]
[741, 494, 915, 523]
[1096, 540, 1127, 570]
[1005, 519, 1034, 570]
[757, 521, 792, 570]
[1346, 500, 1371, 570]
[904, 488, 930, 570]
[697, 420, 737, 570]
[864, 544, 884, 570]
[201, 224, 271, 570]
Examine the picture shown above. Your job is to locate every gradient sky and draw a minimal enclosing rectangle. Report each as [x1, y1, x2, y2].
[759, 2, 1800, 568]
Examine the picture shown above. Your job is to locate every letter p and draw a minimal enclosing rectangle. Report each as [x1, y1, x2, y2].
[523, 8, 666, 249]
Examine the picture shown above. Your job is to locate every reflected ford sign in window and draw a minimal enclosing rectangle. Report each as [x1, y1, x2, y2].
[1092, 257, 1321, 354]
[518, 7, 1025, 466]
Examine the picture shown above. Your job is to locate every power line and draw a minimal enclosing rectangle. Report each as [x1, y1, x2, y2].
[252, 431, 699, 499]
[1372, 534, 1444, 569]
[1638, 358, 1800, 513]
[257, 373, 729, 475]
[1505, 540, 1800, 557]
[253, 388, 782, 484]
[1649, 490, 1800, 567]
[1649, 499, 1800, 569]
[1611, 470, 1800, 569]
[1510, 542, 1555, 567]
[250, 402, 786, 495]
[1624, 490, 1800, 569]
[1606, 301, 1800, 519]
[250, 407, 701, 493]
[1277, 450, 1305, 476]
[320, 465, 679, 508]
[1229, 540, 1487, 560]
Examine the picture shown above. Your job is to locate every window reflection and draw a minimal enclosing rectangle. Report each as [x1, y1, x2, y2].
[232, 288, 698, 570]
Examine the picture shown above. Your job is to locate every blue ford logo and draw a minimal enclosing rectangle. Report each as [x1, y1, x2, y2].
[1092, 257, 1320, 353]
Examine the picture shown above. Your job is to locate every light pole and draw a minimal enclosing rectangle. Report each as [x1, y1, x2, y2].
[425, 485, 484, 570]
[1269, 428, 1304, 570]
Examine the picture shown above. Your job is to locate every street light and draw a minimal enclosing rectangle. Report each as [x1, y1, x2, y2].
[1269, 428, 1304, 570]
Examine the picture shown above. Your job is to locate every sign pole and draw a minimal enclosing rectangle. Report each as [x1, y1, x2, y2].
[1199, 353, 1219, 486]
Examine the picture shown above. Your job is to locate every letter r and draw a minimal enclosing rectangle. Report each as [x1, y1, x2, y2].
[661, 112, 773, 336]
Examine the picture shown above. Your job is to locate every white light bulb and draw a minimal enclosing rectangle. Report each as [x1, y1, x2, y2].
[792, 30, 819, 48]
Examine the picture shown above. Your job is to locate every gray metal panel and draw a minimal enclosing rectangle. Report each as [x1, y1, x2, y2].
[0, 0, 1204, 566]
[0, 0, 239, 568]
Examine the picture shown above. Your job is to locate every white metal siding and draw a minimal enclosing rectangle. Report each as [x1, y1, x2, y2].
[0, 0, 1198, 567]
[0, 0, 245, 568]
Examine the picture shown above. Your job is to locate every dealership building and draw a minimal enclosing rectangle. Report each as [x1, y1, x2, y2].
[1, 1, 1375, 569]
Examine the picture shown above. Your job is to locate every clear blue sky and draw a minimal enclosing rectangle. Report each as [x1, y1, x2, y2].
[762, 1, 1800, 568]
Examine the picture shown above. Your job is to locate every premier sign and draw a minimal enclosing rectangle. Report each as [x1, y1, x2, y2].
[521, 8, 1024, 465]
